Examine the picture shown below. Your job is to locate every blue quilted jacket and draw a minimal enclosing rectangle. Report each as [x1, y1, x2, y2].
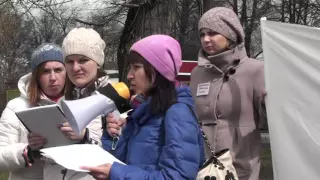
[102, 86, 204, 180]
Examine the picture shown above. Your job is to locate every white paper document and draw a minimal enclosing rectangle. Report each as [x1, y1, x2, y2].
[40, 144, 125, 172]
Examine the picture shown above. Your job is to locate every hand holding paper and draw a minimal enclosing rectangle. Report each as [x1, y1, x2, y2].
[27, 132, 47, 150]
[80, 163, 112, 180]
[40, 144, 125, 172]
[59, 122, 86, 141]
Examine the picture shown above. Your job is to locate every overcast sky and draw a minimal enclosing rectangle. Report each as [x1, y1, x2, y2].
[25, 0, 109, 19]
[67, 0, 107, 17]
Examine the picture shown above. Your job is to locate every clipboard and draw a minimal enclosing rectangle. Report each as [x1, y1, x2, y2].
[15, 104, 79, 148]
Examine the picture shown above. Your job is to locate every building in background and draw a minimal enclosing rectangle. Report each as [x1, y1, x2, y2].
[177, 60, 197, 85]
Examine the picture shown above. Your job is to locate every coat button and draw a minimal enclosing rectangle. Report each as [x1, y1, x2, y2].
[229, 67, 236, 75]
[223, 75, 229, 82]
[233, 59, 240, 65]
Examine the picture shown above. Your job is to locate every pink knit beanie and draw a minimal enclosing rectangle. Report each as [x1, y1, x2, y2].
[130, 34, 182, 82]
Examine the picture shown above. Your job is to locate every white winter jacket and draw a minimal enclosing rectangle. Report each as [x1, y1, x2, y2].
[0, 73, 54, 180]
[0, 73, 108, 180]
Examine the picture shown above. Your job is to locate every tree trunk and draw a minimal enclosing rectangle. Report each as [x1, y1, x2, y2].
[178, 0, 191, 46]
[245, 0, 258, 57]
[117, 0, 177, 82]
[202, 0, 225, 13]
[303, 0, 309, 25]
[233, 0, 238, 15]
[281, 0, 285, 22]
[203, 0, 213, 12]
[289, 0, 294, 23]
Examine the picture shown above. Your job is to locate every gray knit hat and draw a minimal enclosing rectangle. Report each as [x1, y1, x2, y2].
[198, 7, 245, 44]
[31, 43, 64, 71]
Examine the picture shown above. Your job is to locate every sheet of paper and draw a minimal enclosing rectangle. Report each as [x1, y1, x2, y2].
[40, 144, 125, 172]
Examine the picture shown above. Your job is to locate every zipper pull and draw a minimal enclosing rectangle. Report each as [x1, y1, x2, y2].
[112, 136, 119, 150]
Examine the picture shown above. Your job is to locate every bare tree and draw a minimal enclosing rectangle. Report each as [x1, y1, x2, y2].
[0, 4, 29, 81]
[176, 0, 199, 45]
[202, 0, 225, 12]
[174, 0, 202, 60]
[0, 4, 30, 111]
[272, 0, 320, 26]
[116, 0, 178, 81]
[75, 1, 127, 70]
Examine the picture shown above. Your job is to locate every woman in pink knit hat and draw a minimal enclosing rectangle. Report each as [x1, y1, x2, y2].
[81, 34, 204, 180]
[190, 7, 267, 180]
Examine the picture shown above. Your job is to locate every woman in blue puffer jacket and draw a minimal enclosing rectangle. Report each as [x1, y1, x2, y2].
[81, 34, 204, 180]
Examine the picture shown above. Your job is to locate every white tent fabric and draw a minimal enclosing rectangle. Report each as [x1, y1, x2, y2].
[261, 19, 320, 179]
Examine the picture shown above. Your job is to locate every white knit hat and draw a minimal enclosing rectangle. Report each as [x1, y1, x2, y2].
[62, 27, 106, 66]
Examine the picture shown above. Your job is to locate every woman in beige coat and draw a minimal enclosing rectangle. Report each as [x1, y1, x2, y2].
[190, 7, 266, 180]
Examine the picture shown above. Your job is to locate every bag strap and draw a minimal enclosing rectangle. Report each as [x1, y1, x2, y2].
[162, 102, 216, 158]
[184, 104, 215, 157]
[162, 102, 226, 169]
[185, 104, 228, 171]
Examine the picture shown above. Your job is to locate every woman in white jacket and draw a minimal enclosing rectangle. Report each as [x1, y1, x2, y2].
[43, 27, 111, 180]
[0, 43, 66, 180]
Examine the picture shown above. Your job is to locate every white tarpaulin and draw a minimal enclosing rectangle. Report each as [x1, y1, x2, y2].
[261, 19, 320, 179]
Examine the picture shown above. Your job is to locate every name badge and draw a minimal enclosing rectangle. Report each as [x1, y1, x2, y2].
[196, 82, 210, 96]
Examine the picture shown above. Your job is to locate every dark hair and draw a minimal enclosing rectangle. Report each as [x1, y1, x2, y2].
[64, 68, 107, 100]
[128, 51, 177, 115]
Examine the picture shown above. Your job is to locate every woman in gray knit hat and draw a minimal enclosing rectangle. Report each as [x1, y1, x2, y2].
[190, 7, 266, 180]
[0, 43, 66, 180]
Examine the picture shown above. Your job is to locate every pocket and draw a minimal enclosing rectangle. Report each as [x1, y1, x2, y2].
[214, 125, 234, 152]
[232, 127, 259, 172]
[194, 95, 211, 117]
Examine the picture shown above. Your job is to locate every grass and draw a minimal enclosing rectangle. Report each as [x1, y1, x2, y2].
[259, 144, 274, 180]
[0, 172, 8, 180]
[6, 89, 20, 103]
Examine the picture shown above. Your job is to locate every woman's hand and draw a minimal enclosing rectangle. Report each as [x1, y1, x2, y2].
[59, 122, 85, 141]
[81, 163, 112, 180]
[106, 113, 126, 137]
[27, 132, 46, 150]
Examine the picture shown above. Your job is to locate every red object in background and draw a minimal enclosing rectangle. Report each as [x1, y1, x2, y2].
[177, 61, 197, 84]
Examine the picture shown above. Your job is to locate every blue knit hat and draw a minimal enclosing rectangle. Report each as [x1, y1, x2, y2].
[31, 43, 64, 71]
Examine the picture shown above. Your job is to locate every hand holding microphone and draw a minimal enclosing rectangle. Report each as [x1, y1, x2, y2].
[106, 113, 126, 137]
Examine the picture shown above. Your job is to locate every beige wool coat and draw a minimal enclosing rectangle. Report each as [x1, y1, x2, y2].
[190, 44, 266, 180]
